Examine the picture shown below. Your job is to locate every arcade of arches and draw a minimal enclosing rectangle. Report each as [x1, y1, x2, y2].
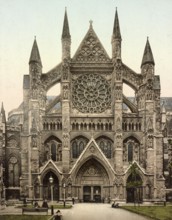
[37, 135, 145, 203]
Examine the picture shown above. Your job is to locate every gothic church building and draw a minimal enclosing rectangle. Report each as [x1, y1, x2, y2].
[0, 9, 166, 203]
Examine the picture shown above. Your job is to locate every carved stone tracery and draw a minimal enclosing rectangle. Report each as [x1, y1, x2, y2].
[73, 29, 110, 63]
[72, 73, 111, 113]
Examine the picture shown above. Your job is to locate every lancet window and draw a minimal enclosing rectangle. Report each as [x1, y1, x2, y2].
[71, 137, 89, 158]
[96, 137, 113, 158]
[44, 136, 62, 162]
[8, 156, 19, 187]
[123, 137, 140, 163]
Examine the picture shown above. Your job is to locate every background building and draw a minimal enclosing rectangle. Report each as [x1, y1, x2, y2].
[0, 9, 169, 203]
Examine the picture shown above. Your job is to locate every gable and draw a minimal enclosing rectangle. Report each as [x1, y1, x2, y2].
[72, 25, 110, 63]
[69, 138, 115, 176]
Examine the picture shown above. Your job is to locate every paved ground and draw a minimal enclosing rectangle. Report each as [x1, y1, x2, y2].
[62, 203, 150, 220]
[0, 203, 150, 220]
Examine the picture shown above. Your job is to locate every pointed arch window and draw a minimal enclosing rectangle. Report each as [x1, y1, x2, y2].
[72, 141, 77, 158]
[123, 137, 140, 163]
[128, 143, 133, 162]
[51, 143, 57, 161]
[44, 136, 62, 162]
[79, 141, 85, 152]
[96, 137, 113, 158]
[8, 156, 19, 187]
[71, 137, 88, 159]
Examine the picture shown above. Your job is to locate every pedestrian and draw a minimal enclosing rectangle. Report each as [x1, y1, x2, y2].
[42, 199, 49, 208]
[23, 196, 27, 207]
[111, 201, 119, 208]
[72, 197, 75, 205]
[48, 210, 62, 220]
[34, 201, 40, 208]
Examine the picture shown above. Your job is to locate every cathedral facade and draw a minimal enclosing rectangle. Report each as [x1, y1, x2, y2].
[0, 10, 166, 203]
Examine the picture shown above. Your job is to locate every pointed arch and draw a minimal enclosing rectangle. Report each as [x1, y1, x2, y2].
[41, 170, 60, 201]
[126, 163, 143, 203]
[8, 154, 20, 187]
[95, 136, 113, 158]
[71, 136, 89, 159]
[74, 158, 110, 202]
[44, 135, 62, 162]
[123, 136, 140, 163]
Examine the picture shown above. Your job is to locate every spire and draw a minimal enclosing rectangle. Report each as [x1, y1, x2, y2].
[112, 8, 122, 61]
[1, 102, 6, 123]
[113, 8, 121, 39]
[61, 8, 71, 60]
[1, 102, 4, 113]
[141, 37, 155, 68]
[161, 101, 166, 113]
[29, 37, 42, 67]
[62, 8, 71, 39]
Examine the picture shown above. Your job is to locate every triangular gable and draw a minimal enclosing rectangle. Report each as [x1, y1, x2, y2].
[69, 138, 115, 175]
[39, 159, 62, 175]
[72, 24, 110, 63]
[125, 160, 146, 175]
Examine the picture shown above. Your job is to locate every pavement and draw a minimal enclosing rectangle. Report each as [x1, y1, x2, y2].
[0, 203, 151, 220]
[0, 205, 22, 215]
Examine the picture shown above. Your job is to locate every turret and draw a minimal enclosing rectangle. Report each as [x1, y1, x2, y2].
[141, 37, 155, 77]
[61, 8, 71, 60]
[29, 37, 42, 99]
[29, 37, 42, 76]
[0, 103, 6, 133]
[111, 8, 122, 61]
[1, 102, 6, 124]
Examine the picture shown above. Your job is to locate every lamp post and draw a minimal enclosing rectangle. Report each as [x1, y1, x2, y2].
[49, 175, 54, 215]
[63, 183, 66, 207]
[49, 175, 54, 204]
[38, 174, 41, 201]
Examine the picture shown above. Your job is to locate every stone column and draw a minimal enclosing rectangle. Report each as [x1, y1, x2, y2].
[61, 60, 71, 173]
[113, 60, 123, 172]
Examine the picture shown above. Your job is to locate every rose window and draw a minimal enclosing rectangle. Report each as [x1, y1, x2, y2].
[72, 74, 111, 113]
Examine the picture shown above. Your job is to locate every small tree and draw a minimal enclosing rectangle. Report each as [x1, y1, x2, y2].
[127, 163, 143, 205]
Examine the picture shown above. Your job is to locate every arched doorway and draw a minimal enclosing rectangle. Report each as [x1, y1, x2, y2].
[126, 172, 143, 203]
[42, 171, 59, 201]
[76, 158, 110, 203]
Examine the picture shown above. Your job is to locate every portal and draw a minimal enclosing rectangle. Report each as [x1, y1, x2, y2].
[76, 158, 110, 202]
[83, 185, 101, 202]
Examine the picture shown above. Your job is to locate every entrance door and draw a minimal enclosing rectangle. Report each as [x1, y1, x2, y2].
[126, 188, 135, 203]
[93, 186, 101, 202]
[76, 158, 110, 202]
[83, 186, 101, 202]
[83, 186, 91, 202]
[42, 172, 59, 201]
[126, 172, 143, 203]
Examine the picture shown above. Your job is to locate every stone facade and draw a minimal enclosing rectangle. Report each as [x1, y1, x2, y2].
[0, 9, 169, 203]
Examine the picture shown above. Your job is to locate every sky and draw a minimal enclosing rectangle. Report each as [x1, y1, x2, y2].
[0, 0, 172, 115]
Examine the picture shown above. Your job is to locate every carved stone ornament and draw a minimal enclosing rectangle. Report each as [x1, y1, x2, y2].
[73, 29, 110, 63]
[63, 133, 69, 148]
[72, 73, 111, 113]
[9, 156, 17, 164]
[89, 145, 95, 153]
